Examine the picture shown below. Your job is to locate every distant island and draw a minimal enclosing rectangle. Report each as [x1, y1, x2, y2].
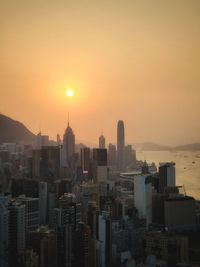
[132, 142, 200, 151]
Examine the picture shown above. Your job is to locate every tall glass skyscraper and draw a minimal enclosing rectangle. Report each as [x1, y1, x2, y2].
[117, 120, 125, 170]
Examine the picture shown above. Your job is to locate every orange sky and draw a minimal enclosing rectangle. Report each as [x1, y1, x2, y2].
[0, 0, 200, 145]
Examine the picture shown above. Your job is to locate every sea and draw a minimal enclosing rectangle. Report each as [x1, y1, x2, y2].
[136, 150, 200, 200]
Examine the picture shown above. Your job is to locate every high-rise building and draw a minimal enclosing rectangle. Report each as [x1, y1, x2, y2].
[87, 202, 99, 267]
[117, 120, 125, 170]
[99, 134, 106, 149]
[134, 174, 152, 226]
[54, 194, 81, 231]
[53, 194, 82, 267]
[54, 179, 73, 198]
[40, 233, 57, 267]
[152, 194, 165, 225]
[36, 132, 49, 149]
[47, 192, 56, 228]
[92, 149, 108, 183]
[81, 183, 99, 221]
[0, 196, 9, 267]
[39, 182, 48, 225]
[145, 231, 189, 266]
[8, 201, 26, 266]
[27, 227, 57, 267]
[73, 222, 90, 267]
[32, 149, 41, 179]
[164, 195, 196, 227]
[81, 147, 91, 172]
[93, 148, 107, 166]
[11, 178, 39, 198]
[98, 211, 112, 267]
[18, 195, 40, 231]
[108, 144, 117, 166]
[56, 224, 73, 267]
[62, 122, 75, 167]
[124, 145, 136, 168]
[40, 146, 60, 181]
[159, 162, 176, 193]
[87, 201, 99, 239]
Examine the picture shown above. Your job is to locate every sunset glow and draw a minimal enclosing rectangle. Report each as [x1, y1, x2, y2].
[66, 89, 74, 98]
[0, 0, 200, 145]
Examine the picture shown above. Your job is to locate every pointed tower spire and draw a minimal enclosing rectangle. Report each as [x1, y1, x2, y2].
[67, 112, 70, 127]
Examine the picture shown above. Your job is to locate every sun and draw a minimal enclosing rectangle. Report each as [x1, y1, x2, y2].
[66, 89, 74, 98]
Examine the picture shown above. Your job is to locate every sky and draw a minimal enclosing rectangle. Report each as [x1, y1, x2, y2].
[0, 0, 200, 146]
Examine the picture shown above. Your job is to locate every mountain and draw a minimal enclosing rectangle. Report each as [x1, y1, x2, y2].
[132, 142, 170, 151]
[173, 143, 200, 151]
[0, 114, 35, 144]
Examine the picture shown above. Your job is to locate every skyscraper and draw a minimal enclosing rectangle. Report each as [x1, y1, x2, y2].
[98, 211, 112, 267]
[39, 182, 48, 225]
[124, 144, 135, 168]
[32, 149, 41, 179]
[108, 143, 117, 166]
[8, 202, 26, 266]
[117, 120, 125, 170]
[36, 132, 49, 149]
[63, 122, 75, 167]
[92, 148, 108, 183]
[0, 196, 9, 267]
[18, 195, 40, 231]
[81, 147, 91, 172]
[99, 134, 106, 149]
[93, 149, 107, 166]
[40, 146, 60, 181]
[159, 162, 176, 193]
[134, 174, 152, 226]
[73, 222, 90, 267]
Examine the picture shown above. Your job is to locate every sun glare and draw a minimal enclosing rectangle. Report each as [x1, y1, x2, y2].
[66, 89, 74, 98]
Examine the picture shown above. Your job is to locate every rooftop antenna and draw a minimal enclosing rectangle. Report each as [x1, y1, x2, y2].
[38, 124, 41, 135]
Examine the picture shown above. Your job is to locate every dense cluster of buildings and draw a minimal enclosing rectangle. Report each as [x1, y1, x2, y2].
[0, 120, 200, 267]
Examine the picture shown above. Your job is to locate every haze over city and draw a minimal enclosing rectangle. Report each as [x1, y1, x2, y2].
[1, 0, 200, 145]
[1, 1, 200, 267]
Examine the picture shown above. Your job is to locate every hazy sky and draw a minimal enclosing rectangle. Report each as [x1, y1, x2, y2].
[1, 0, 200, 146]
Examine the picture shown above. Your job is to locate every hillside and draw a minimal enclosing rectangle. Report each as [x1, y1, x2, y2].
[0, 114, 35, 144]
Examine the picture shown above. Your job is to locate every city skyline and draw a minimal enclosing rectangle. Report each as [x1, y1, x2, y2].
[1, 0, 200, 146]
[1, 1, 200, 266]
